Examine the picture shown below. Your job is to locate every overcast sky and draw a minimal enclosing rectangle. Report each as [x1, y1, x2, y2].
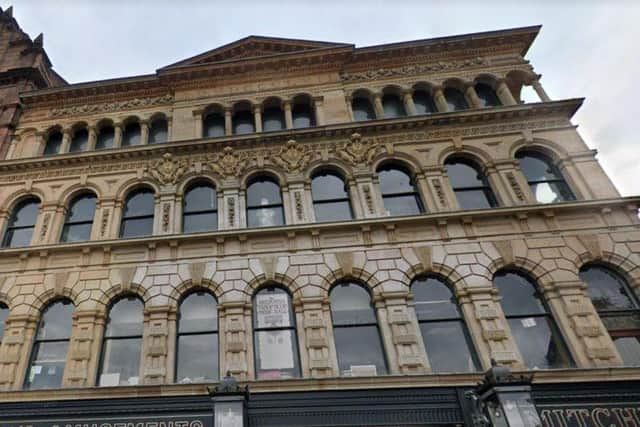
[6, 1, 639, 196]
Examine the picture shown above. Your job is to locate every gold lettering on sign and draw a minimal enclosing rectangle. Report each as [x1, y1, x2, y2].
[541, 407, 640, 427]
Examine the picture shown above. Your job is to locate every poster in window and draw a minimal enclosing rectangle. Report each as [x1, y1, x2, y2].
[256, 293, 290, 328]
[258, 330, 294, 370]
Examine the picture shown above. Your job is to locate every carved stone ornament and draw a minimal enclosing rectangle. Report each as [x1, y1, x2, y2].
[506, 172, 525, 202]
[294, 191, 304, 220]
[49, 94, 174, 118]
[148, 153, 188, 185]
[40, 213, 51, 239]
[340, 58, 488, 82]
[100, 209, 110, 237]
[162, 203, 171, 232]
[362, 184, 374, 214]
[209, 146, 248, 178]
[338, 133, 383, 166]
[431, 178, 447, 208]
[272, 139, 313, 173]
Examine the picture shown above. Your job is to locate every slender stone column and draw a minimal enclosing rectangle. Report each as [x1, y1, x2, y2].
[373, 93, 384, 118]
[531, 78, 551, 102]
[166, 116, 173, 142]
[140, 120, 149, 145]
[313, 96, 325, 125]
[402, 90, 417, 115]
[224, 107, 233, 136]
[496, 80, 517, 105]
[113, 123, 123, 148]
[193, 109, 204, 138]
[433, 87, 449, 112]
[465, 84, 482, 108]
[87, 126, 97, 151]
[253, 105, 263, 133]
[283, 101, 293, 129]
[60, 129, 71, 153]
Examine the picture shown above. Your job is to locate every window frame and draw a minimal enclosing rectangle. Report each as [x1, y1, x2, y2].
[69, 127, 89, 153]
[351, 97, 376, 122]
[311, 170, 353, 222]
[381, 93, 406, 118]
[119, 188, 155, 238]
[376, 163, 424, 216]
[43, 130, 63, 156]
[516, 150, 575, 203]
[95, 125, 115, 150]
[60, 193, 97, 242]
[203, 111, 226, 138]
[245, 176, 285, 228]
[122, 121, 141, 147]
[445, 157, 498, 209]
[182, 181, 218, 233]
[2, 197, 40, 248]
[148, 118, 168, 145]
[474, 83, 502, 108]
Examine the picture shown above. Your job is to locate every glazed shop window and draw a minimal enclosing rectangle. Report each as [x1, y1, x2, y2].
[25, 300, 74, 390]
[203, 112, 225, 138]
[99, 297, 143, 386]
[2, 197, 40, 248]
[148, 118, 168, 144]
[516, 150, 575, 204]
[120, 188, 155, 238]
[69, 127, 89, 153]
[183, 182, 217, 233]
[445, 157, 498, 210]
[444, 87, 469, 111]
[60, 193, 96, 242]
[246, 176, 285, 228]
[475, 83, 502, 108]
[377, 164, 423, 216]
[43, 130, 63, 155]
[176, 291, 219, 383]
[253, 287, 301, 379]
[311, 170, 353, 222]
[95, 125, 115, 150]
[351, 97, 376, 122]
[382, 93, 406, 118]
[330, 282, 387, 376]
[412, 90, 437, 115]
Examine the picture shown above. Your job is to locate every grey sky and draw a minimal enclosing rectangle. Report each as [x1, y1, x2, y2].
[6, 1, 639, 196]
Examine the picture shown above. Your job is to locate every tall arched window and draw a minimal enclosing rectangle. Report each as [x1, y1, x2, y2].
[44, 130, 63, 156]
[69, 128, 89, 153]
[330, 282, 387, 376]
[292, 98, 315, 129]
[475, 83, 502, 108]
[382, 93, 406, 118]
[122, 122, 141, 146]
[61, 193, 96, 242]
[377, 164, 423, 216]
[176, 291, 219, 383]
[99, 296, 143, 386]
[253, 286, 301, 379]
[444, 87, 469, 111]
[233, 106, 255, 135]
[494, 270, 574, 369]
[352, 97, 376, 121]
[203, 111, 225, 137]
[516, 150, 574, 204]
[411, 276, 479, 373]
[580, 265, 640, 366]
[262, 105, 285, 132]
[25, 300, 74, 389]
[311, 170, 353, 222]
[96, 125, 114, 150]
[246, 177, 285, 228]
[2, 197, 40, 248]
[148, 118, 168, 144]
[445, 157, 497, 210]
[183, 182, 217, 233]
[412, 90, 437, 115]
[120, 188, 155, 238]
[0, 303, 8, 344]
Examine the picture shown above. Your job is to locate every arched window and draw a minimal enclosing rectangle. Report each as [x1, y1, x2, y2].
[262, 106, 285, 132]
[2, 197, 40, 248]
[148, 118, 168, 144]
[183, 182, 217, 233]
[122, 122, 141, 146]
[475, 83, 501, 108]
[292, 100, 315, 129]
[580, 265, 640, 366]
[412, 90, 437, 115]
[377, 164, 423, 216]
[445, 157, 497, 210]
[246, 177, 284, 228]
[0, 303, 8, 344]
[176, 291, 219, 383]
[382, 94, 406, 118]
[25, 300, 74, 389]
[411, 276, 479, 373]
[120, 188, 154, 238]
[99, 296, 143, 386]
[203, 112, 225, 138]
[494, 270, 574, 369]
[253, 286, 301, 379]
[233, 109, 255, 135]
[352, 97, 376, 121]
[61, 193, 97, 242]
[444, 87, 469, 111]
[311, 170, 353, 222]
[516, 151, 574, 203]
[69, 128, 89, 153]
[96, 125, 114, 150]
[44, 130, 63, 156]
[330, 282, 387, 376]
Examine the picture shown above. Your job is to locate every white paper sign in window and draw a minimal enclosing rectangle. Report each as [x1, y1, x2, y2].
[258, 330, 294, 370]
[256, 293, 290, 328]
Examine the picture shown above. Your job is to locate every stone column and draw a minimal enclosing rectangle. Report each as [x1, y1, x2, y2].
[6, 135, 19, 159]
[87, 126, 97, 151]
[48, 203, 67, 245]
[495, 160, 533, 205]
[63, 309, 106, 387]
[297, 296, 337, 378]
[423, 166, 454, 212]
[140, 120, 150, 145]
[346, 178, 364, 219]
[34, 203, 59, 245]
[414, 172, 435, 213]
[433, 87, 449, 112]
[113, 123, 123, 148]
[402, 90, 417, 115]
[142, 305, 176, 385]
[253, 105, 263, 133]
[496, 80, 517, 106]
[531, 78, 551, 102]
[354, 169, 384, 218]
[345, 96, 354, 122]
[193, 109, 204, 138]
[283, 101, 293, 129]
[221, 178, 242, 229]
[60, 129, 71, 154]
[286, 175, 312, 225]
[373, 93, 384, 118]
[465, 84, 482, 108]
[0, 313, 39, 390]
[313, 96, 325, 125]
[166, 116, 173, 142]
[484, 163, 510, 207]
[224, 107, 233, 136]
[155, 188, 177, 235]
[219, 302, 251, 380]
[96, 198, 117, 240]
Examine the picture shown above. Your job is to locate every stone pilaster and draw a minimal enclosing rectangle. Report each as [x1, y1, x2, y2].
[297, 296, 336, 378]
[428, 166, 458, 211]
[286, 175, 312, 225]
[313, 96, 325, 125]
[140, 120, 149, 145]
[87, 126, 97, 151]
[113, 123, 123, 148]
[221, 178, 242, 229]
[33, 202, 58, 245]
[0, 313, 38, 390]
[495, 160, 533, 205]
[142, 305, 176, 385]
[224, 107, 233, 136]
[63, 309, 106, 387]
[96, 198, 117, 239]
[155, 188, 177, 235]
[193, 109, 204, 138]
[219, 302, 251, 380]
[60, 129, 71, 154]
[253, 105, 263, 133]
[344, 95, 354, 122]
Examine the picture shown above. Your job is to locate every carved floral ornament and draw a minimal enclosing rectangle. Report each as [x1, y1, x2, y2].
[337, 132, 384, 167]
[148, 153, 189, 185]
[48, 94, 174, 118]
[272, 139, 313, 173]
[208, 146, 249, 178]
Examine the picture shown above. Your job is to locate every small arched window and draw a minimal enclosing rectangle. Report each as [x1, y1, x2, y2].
[445, 158, 497, 210]
[2, 197, 40, 248]
[176, 291, 219, 383]
[412, 90, 437, 115]
[233, 109, 255, 135]
[203, 112, 225, 138]
[580, 265, 640, 366]
[61, 193, 97, 242]
[96, 125, 115, 150]
[412, 276, 479, 373]
[183, 182, 217, 233]
[377, 164, 423, 216]
[122, 122, 141, 146]
[44, 130, 63, 156]
[70, 128, 89, 153]
[148, 118, 168, 144]
[382, 94, 406, 118]
[352, 97, 376, 122]
[444, 87, 469, 111]
[475, 83, 501, 108]
[330, 282, 387, 376]
[516, 151, 574, 203]
[262, 106, 285, 132]
[246, 177, 285, 228]
[120, 188, 154, 238]
[253, 286, 301, 379]
[25, 299, 74, 389]
[292, 100, 315, 129]
[0, 303, 8, 344]
[311, 170, 353, 222]
[494, 270, 574, 369]
[99, 296, 143, 386]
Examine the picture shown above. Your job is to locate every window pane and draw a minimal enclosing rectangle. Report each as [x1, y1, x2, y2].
[314, 201, 353, 222]
[183, 212, 217, 233]
[419, 321, 477, 373]
[106, 298, 143, 337]
[412, 277, 460, 320]
[517, 153, 559, 182]
[455, 189, 494, 210]
[262, 107, 285, 132]
[447, 162, 484, 188]
[614, 337, 640, 366]
[120, 217, 153, 238]
[3, 227, 34, 248]
[184, 184, 216, 212]
[255, 289, 293, 329]
[494, 272, 546, 316]
[352, 98, 375, 121]
[233, 110, 254, 135]
[475, 83, 501, 107]
[67, 194, 97, 222]
[507, 316, 573, 369]
[124, 190, 154, 217]
[0, 305, 8, 341]
[37, 301, 73, 340]
[413, 90, 437, 115]
[204, 113, 225, 138]
[331, 284, 376, 326]
[580, 266, 638, 311]
[335, 325, 387, 376]
[247, 179, 282, 206]
[247, 207, 284, 228]
[179, 292, 218, 333]
[312, 172, 348, 201]
[382, 94, 406, 118]
[11, 199, 40, 227]
[61, 223, 92, 242]
[383, 194, 422, 216]
[149, 120, 168, 144]
[530, 182, 573, 204]
[378, 167, 414, 195]
[25, 341, 68, 389]
[292, 104, 314, 128]
[444, 88, 469, 111]
[96, 127, 114, 150]
[122, 122, 141, 146]
[44, 132, 62, 155]
[99, 338, 141, 386]
[177, 333, 219, 383]
[70, 128, 89, 152]
[254, 330, 300, 379]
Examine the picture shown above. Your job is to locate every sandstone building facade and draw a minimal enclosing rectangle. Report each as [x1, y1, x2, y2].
[0, 10, 638, 426]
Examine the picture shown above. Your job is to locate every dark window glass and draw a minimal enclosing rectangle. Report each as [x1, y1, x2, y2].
[96, 126, 114, 150]
[494, 271, 574, 369]
[176, 292, 218, 383]
[204, 113, 225, 138]
[330, 283, 387, 376]
[70, 128, 89, 153]
[475, 83, 502, 108]
[262, 107, 285, 132]
[517, 151, 574, 203]
[377, 165, 423, 216]
[120, 189, 154, 238]
[352, 98, 376, 121]
[25, 300, 74, 390]
[61, 193, 96, 242]
[246, 177, 284, 228]
[292, 103, 315, 129]
[412, 277, 478, 373]
[122, 122, 141, 146]
[382, 94, 406, 118]
[148, 119, 168, 144]
[44, 131, 62, 156]
[444, 87, 469, 111]
[183, 183, 217, 233]
[0, 303, 8, 342]
[99, 297, 143, 386]
[580, 265, 640, 366]
[446, 159, 497, 210]
[233, 110, 254, 135]
[2, 198, 40, 248]
[311, 171, 353, 222]
[412, 90, 437, 115]
[253, 287, 300, 379]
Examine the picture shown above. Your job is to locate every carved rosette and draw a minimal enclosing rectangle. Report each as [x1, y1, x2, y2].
[148, 153, 189, 185]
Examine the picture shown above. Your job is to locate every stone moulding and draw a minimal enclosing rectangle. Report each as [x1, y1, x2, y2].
[48, 93, 174, 118]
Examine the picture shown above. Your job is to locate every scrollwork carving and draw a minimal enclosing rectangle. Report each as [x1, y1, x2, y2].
[506, 171, 525, 202]
[337, 133, 383, 167]
[148, 153, 189, 185]
[162, 203, 171, 232]
[209, 146, 249, 178]
[340, 58, 488, 82]
[49, 94, 174, 118]
[272, 139, 313, 173]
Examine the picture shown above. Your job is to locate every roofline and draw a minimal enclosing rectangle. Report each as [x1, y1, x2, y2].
[20, 73, 158, 99]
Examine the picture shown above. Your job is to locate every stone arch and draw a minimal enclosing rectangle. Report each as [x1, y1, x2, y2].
[262, 95, 284, 109]
[169, 280, 222, 313]
[323, 258, 380, 294]
[98, 281, 150, 314]
[44, 124, 63, 137]
[3, 188, 45, 212]
[245, 272, 300, 301]
[577, 252, 640, 294]
[372, 152, 423, 176]
[441, 77, 470, 91]
[231, 99, 255, 113]
[240, 166, 287, 190]
[30, 289, 78, 317]
[505, 69, 539, 102]
[411, 81, 439, 95]
[59, 183, 102, 209]
[115, 178, 161, 202]
[349, 87, 376, 101]
[176, 172, 222, 197]
[509, 137, 571, 162]
[306, 160, 354, 182]
[380, 84, 406, 96]
[121, 115, 141, 125]
[488, 258, 557, 293]
[473, 72, 502, 89]
[438, 144, 494, 167]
